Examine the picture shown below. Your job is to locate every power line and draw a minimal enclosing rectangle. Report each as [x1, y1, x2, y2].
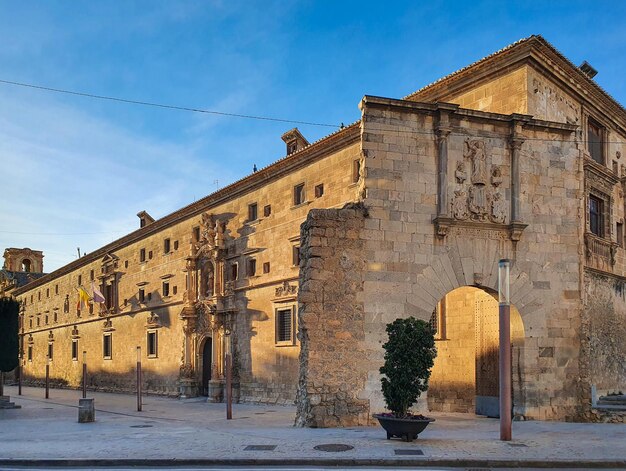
[0, 78, 340, 129]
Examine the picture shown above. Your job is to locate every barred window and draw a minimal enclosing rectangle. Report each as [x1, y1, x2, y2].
[276, 307, 296, 344]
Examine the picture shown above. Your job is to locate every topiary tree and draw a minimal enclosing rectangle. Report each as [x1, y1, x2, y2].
[0, 298, 20, 373]
[379, 317, 437, 418]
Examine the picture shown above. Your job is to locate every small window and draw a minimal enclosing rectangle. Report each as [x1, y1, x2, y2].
[174, 240, 179, 250]
[45, 314, 48, 325]
[90, 269, 94, 281]
[247, 258, 257, 277]
[264, 205, 272, 217]
[139, 288, 145, 303]
[38, 292, 41, 301]
[164, 238, 171, 254]
[248, 203, 258, 222]
[294, 183, 305, 206]
[162, 281, 170, 297]
[48, 343, 53, 361]
[263, 262, 270, 274]
[315, 183, 324, 198]
[147, 331, 158, 358]
[276, 307, 296, 344]
[55, 284, 59, 295]
[287, 140, 298, 155]
[588, 118, 604, 165]
[36, 316, 40, 327]
[46, 288, 49, 298]
[103, 334, 112, 359]
[173, 286, 178, 295]
[30, 295, 33, 303]
[28, 345, 32, 361]
[78, 275, 82, 286]
[53, 311, 57, 323]
[353, 159, 361, 183]
[140, 248, 146, 263]
[193, 226, 200, 242]
[589, 195, 604, 237]
[292, 246, 301, 267]
[230, 262, 238, 281]
[125, 260, 129, 269]
[29, 318, 33, 329]
[89, 303, 93, 315]
[147, 292, 152, 301]
[618, 222, 624, 247]
[148, 250, 153, 260]
[72, 339, 78, 361]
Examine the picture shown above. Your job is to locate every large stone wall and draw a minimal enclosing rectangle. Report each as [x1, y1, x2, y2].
[295, 205, 370, 427]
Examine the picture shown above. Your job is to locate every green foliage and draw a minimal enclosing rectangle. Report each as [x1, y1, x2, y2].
[379, 317, 437, 418]
[0, 297, 20, 372]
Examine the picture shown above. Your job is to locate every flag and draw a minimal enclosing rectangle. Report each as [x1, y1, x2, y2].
[77, 286, 91, 310]
[91, 281, 106, 304]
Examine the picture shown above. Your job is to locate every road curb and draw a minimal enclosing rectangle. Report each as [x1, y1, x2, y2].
[1, 458, 625, 468]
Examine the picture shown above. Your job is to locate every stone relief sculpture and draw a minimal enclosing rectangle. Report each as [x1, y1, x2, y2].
[450, 139, 508, 224]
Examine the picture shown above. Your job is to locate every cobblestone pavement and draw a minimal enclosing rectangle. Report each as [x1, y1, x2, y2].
[1, 386, 625, 468]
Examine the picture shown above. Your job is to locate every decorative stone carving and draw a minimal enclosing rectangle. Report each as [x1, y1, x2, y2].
[491, 166, 503, 187]
[464, 139, 488, 185]
[469, 185, 489, 220]
[103, 318, 113, 331]
[455, 161, 467, 184]
[48, 331, 54, 341]
[490, 191, 507, 224]
[179, 363, 195, 379]
[452, 189, 469, 220]
[71, 325, 79, 338]
[146, 312, 161, 328]
[275, 281, 297, 297]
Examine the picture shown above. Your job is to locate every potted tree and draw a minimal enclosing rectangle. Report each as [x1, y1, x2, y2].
[373, 316, 437, 442]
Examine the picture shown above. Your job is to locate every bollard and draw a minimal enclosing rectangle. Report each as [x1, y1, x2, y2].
[78, 398, 95, 423]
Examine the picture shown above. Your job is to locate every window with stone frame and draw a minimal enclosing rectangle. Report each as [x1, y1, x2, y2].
[293, 183, 305, 206]
[27, 345, 32, 361]
[588, 193, 609, 238]
[72, 339, 78, 361]
[147, 330, 158, 358]
[247, 258, 256, 277]
[275, 306, 296, 345]
[248, 203, 258, 222]
[103, 333, 112, 359]
[47, 343, 53, 361]
[587, 117, 605, 165]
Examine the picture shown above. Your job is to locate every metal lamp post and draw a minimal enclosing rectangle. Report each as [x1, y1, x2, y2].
[18, 353, 23, 396]
[498, 259, 512, 441]
[136, 346, 142, 412]
[224, 328, 232, 420]
[82, 351, 87, 399]
[45, 354, 50, 399]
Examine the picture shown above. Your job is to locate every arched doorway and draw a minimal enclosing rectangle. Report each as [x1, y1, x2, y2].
[427, 286, 525, 417]
[201, 337, 212, 396]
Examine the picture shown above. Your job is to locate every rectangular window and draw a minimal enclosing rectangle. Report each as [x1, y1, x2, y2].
[103, 334, 112, 359]
[46, 288, 49, 298]
[174, 240, 179, 250]
[55, 284, 59, 295]
[589, 195, 604, 237]
[248, 203, 258, 222]
[162, 281, 170, 297]
[276, 307, 296, 344]
[147, 331, 158, 358]
[292, 246, 301, 267]
[353, 159, 361, 183]
[263, 262, 270, 274]
[148, 250, 153, 260]
[72, 339, 78, 361]
[193, 226, 200, 242]
[230, 262, 238, 281]
[139, 288, 145, 303]
[78, 275, 82, 286]
[104, 284, 114, 310]
[263, 205, 272, 217]
[89, 303, 93, 315]
[140, 248, 146, 263]
[588, 118, 604, 165]
[247, 258, 256, 277]
[48, 343, 53, 361]
[90, 269, 94, 281]
[293, 183, 305, 206]
[164, 238, 171, 254]
[29, 318, 33, 329]
[315, 183, 324, 198]
[28, 345, 32, 361]
[45, 314, 48, 325]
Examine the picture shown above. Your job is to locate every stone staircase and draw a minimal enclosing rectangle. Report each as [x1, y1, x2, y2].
[0, 395, 21, 409]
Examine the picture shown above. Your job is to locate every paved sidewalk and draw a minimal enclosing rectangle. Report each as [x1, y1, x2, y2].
[1, 386, 625, 468]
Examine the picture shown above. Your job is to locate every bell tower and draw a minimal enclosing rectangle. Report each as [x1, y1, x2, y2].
[3, 248, 44, 273]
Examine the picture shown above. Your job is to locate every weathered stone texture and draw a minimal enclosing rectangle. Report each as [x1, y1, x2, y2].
[295, 206, 370, 427]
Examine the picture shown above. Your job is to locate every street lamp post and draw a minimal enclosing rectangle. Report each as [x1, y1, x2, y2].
[224, 328, 232, 420]
[18, 353, 22, 396]
[498, 259, 512, 441]
[45, 354, 50, 399]
[82, 351, 87, 399]
[136, 346, 142, 412]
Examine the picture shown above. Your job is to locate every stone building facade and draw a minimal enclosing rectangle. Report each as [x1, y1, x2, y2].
[7, 35, 626, 424]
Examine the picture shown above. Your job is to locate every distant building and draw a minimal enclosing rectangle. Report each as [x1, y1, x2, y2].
[0, 248, 46, 298]
[7, 36, 625, 425]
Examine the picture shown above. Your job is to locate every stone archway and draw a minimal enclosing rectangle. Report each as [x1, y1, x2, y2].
[427, 286, 525, 417]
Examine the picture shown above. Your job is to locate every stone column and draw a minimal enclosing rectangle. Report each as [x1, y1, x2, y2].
[509, 116, 529, 223]
[435, 109, 453, 218]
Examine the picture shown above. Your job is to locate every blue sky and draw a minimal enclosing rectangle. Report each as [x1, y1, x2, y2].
[1, 1, 625, 272]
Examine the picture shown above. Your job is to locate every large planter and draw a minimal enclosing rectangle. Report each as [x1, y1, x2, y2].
[373, 414, 434, 442]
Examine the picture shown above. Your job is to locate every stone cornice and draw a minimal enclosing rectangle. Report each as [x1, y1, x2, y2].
[14, 124, 361, 296]
[361, 96, 578, 134]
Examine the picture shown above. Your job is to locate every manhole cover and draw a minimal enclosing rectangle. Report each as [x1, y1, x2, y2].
[244, 445, 276, 451]
[313, 444, 354, 452]
[130, 425, 153, 428]
[394, 449, 424, 455]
